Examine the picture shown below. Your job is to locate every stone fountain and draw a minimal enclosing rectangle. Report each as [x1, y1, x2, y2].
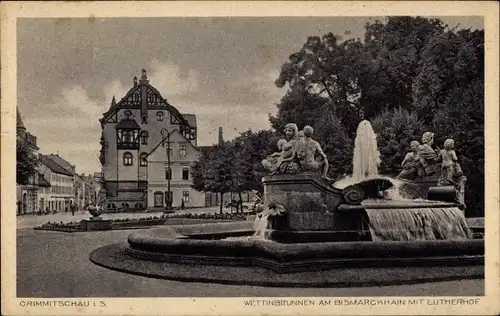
[82, 189, 112, 231]
[89, 121, 483, 287]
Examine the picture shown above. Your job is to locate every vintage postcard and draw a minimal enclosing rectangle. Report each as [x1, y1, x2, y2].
[1, 1, 499, 315]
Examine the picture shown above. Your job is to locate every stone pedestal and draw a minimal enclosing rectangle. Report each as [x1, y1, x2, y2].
[263, 173, 363, 232]
[82, 219, 112, 231]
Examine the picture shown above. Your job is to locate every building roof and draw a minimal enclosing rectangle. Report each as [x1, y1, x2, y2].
[17, 108, 26, 130]
[101, 70, 194, 129]
[39, 154, 74, 177]
[182, 114, 197, 127]
[45, 154, 75, 175]
[116, 118, 141, 130]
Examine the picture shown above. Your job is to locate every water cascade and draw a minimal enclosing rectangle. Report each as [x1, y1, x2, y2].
[253, 212, 271, 238]
[366, 207, 472, 241]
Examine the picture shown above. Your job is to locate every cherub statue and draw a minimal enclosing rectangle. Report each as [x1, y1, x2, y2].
[438, 138, 464, 185]
[292, 125, 330, 179]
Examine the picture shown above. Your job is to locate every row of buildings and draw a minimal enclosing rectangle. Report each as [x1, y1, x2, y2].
[98, 69, 252, 211]
[18, 69, 253, 214]
[16, 111, 101, 215]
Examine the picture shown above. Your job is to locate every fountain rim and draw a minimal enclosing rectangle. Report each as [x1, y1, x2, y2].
[262, 172, 343, 194]
[337, 201, 460, 211]
[89, 243, 484, 287]
[126, 222, 483, 263]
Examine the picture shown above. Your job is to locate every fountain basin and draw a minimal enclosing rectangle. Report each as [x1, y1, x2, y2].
[120, 222, 483, 273]
[90, 221, 483, 286]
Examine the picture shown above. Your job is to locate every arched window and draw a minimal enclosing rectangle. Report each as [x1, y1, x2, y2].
[123, 152, 133, 166]
[124, 110, 132, 120]
[140, 152, 148, 167]
[140, 131, 149, 145]
[156, 111, 164, 121]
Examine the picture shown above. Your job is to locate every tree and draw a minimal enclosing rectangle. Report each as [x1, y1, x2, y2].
[431, 78, 484, 217]
[312, 110, 353, 180]
[16, 138, 39, 185]
[191, 144, 230, 214]
[360, 17, 446, 119]
[192, 130, 281, 213]
[191, 147, 213, 192]
[371, 108, 426, 176]
[273, 33, 364, 137]
[418, 28, 484, 216]
[233, 129, 280, 192]
[269, 91, 329, 133]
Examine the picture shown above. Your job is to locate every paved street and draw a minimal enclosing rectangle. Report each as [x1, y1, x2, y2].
[17, 228, 483, 297]
[16, 206, 237, 229]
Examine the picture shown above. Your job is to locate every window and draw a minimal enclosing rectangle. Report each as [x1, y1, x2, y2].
[121, 130, 133, 143]
[156, 111, 164, 121]
[179, 144, 187, 158]
[140, 153, 148, 167]
[182, 168, 189, 180]
[183, 191, 189, 202]
[123, 152, 133, 166]
[124, 110, 132, 120]
[140, 131, 149, 145]
[165, 167, 172, 180]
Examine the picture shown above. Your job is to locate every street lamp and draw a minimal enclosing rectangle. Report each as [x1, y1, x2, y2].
[160, 128, 178, 211]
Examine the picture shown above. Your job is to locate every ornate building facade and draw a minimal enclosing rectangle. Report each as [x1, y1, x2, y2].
[99, 69, 204, 210]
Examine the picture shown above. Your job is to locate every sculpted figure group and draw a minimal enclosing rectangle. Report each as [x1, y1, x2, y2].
[261, 123, 330, 180]
[397, 132, 465, 188]
[261, 124, 466, 200]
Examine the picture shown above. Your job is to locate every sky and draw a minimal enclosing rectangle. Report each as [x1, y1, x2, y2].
[17, 16, 483, 175]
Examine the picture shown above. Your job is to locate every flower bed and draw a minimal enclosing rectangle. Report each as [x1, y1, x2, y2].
[167, 212, 247, 221]
[34, 221, 84, 232]
[34, 213, 250, 232]
[111, 217, 166, 228]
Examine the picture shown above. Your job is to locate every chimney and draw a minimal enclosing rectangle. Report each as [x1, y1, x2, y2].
[140, 69, 148, 124]
[218, 127, 223, 145]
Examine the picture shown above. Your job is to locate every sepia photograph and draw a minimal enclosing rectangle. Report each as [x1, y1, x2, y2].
[2, 1, 499, 315]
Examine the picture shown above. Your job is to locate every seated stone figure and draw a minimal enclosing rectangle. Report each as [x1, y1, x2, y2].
[418, 132, 441, 177]
[292, 125, 330, 179]
[261, 123, 300, 174]
[261, 139, 287, 174]
[397, 140, 425, 180]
